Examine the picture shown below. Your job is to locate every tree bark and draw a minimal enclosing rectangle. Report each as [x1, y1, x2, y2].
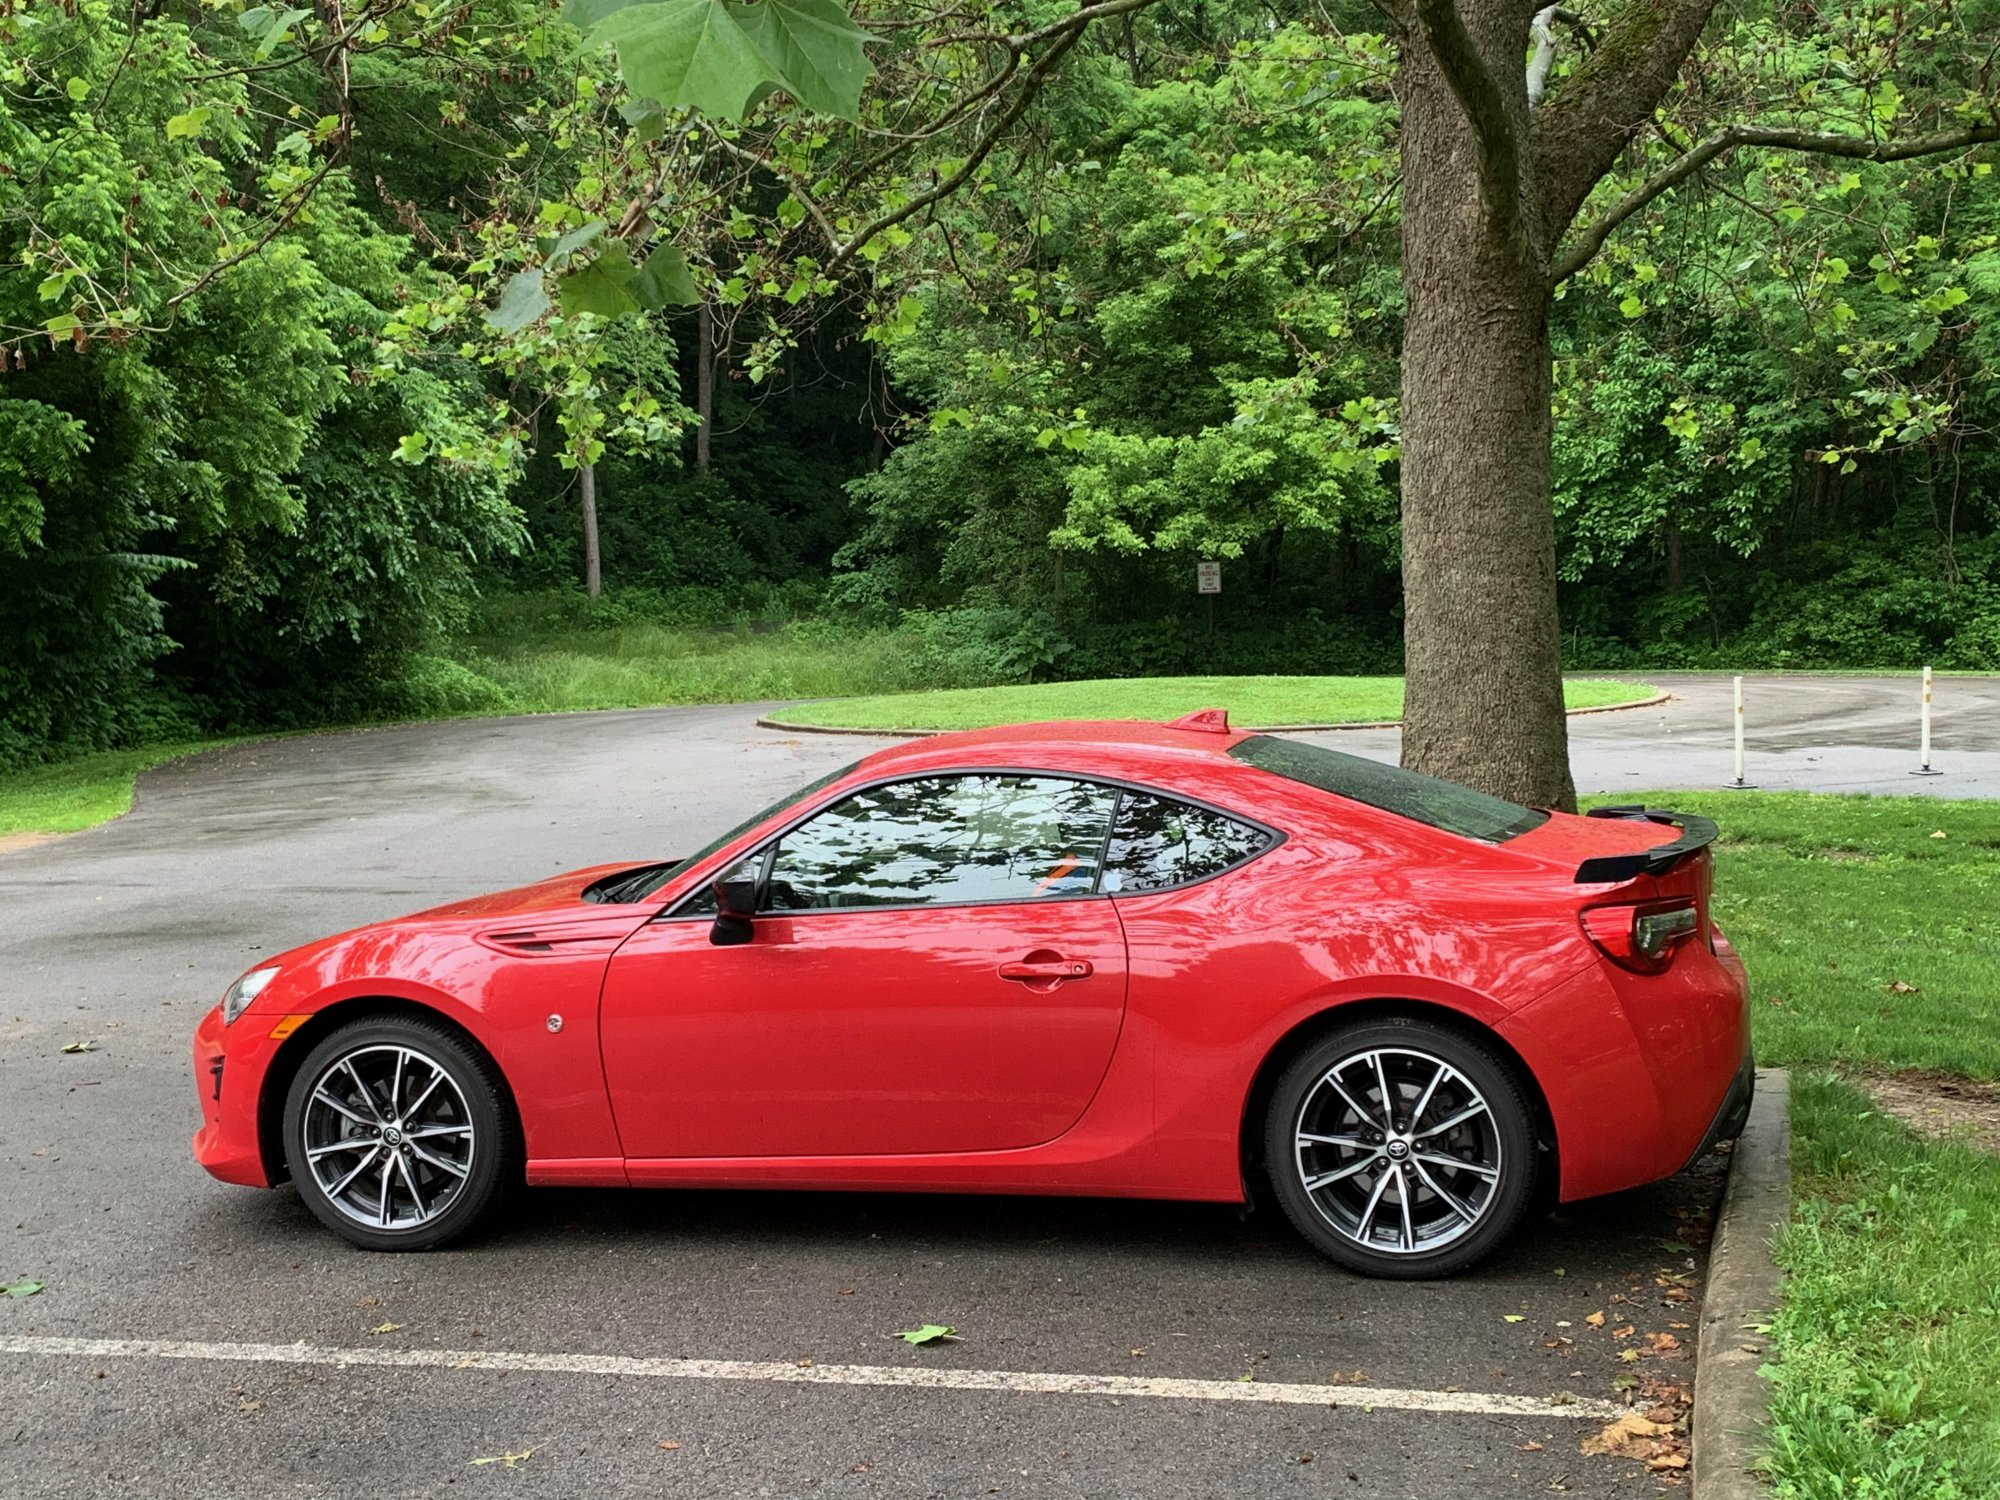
[695, 302, 715, 470]
[1395, 3, 1578, 810]
[579, 461, 602, 598]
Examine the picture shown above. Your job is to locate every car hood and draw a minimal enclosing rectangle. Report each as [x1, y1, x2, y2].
[402, 861, 655, 921]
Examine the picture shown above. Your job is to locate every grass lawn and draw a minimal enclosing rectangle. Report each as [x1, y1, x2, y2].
[460, 621, 942, 714]
[770, 675, 1656, 731]
[0, 740, 236, 839]
[1597, 791, 2000, 1496]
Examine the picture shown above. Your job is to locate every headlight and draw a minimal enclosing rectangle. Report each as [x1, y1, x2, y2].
[221, 966, 282, 1025]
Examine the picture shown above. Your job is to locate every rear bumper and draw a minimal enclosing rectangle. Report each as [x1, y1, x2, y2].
[1682, 1054, 1756, 1171]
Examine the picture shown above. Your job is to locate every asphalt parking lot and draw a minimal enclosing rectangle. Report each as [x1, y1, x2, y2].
[8, 674, 1990, 1497]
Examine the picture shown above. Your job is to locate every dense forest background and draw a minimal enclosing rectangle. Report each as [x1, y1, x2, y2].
[4, 0, 1998, 771]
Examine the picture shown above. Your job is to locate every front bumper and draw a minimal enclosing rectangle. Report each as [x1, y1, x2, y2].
[191, 1003, 275, 1188]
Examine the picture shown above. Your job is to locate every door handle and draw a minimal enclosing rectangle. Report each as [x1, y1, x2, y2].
[997, 958, 1093, 982]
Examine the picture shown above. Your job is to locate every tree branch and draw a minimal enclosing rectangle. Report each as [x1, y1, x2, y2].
[1531, 0, 1722, 242]
[827, 24, 1087, 272]
[1551, 120, 2000, 285]
[1411, 0, 1524, 243]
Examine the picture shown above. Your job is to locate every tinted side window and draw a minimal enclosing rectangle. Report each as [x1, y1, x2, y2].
[1101, 792, 1271, 893]
[764, 775, 1120, 911]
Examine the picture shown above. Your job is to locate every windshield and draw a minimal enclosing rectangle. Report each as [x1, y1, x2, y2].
[606, 759, 864, 901]
[1228, 736, 1548, 843]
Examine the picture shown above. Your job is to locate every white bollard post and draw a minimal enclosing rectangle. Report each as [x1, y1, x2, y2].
[1912, 664, 1942, 776]
[1727, 675, 1755, 789]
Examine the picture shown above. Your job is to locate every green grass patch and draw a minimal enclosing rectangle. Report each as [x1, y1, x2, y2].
[772, 675, 1656, 731]
[0, 740, 234, 838]
[1594, 792, 2000, 1495]
[460, 621, 945, 715]
[1766, 1072, 2000, 1498]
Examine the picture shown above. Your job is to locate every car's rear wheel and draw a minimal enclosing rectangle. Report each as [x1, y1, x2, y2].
[282, 1017, 517, 1251]
[1264, 1018, 1536, 1279]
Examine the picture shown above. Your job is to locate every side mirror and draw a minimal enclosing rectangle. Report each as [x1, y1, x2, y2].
[709, 878, 759, 947]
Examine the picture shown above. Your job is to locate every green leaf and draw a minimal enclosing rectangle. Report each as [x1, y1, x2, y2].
[166, 107, 212, 141]
[559, 242, 640, 318]
[549, 219, 607, 266]
[732, 0, 875, 118]
[894, 1324, 958, 1346]
[486, 269, 551, 333]
[2, 1279, 44, 1299]
[1502, 1314, 1525, 1323]
[589, 0, 779, 121]
[1618, 293, 1644, 319]
[393, 432, 430, 464]
[632, 243, 702, 309]
[65, 77, 88, 101]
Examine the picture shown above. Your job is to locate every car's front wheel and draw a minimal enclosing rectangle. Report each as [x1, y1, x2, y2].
[1264, 1018, 1537, 1279]
[282, 1016, 517, 1251]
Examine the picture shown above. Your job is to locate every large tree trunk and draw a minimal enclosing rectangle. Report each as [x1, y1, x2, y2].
[1395, 11, 1577, 811]
[579, 461, 601, 598]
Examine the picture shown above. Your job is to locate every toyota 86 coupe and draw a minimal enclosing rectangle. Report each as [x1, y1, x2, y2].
[193, 710, 1752, 1278]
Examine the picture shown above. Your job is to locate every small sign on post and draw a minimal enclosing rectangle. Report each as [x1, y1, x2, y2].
[1196, 560, 1220, 635]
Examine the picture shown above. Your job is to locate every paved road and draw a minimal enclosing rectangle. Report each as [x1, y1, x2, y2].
[10, 670, 1988, 1498]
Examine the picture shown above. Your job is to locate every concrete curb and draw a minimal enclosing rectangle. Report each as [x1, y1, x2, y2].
[757, 690, 1675, 739]
[1694, 1068, 1791, 1500]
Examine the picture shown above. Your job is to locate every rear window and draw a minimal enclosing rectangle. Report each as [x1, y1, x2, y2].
[1228, 736, 1548, 844]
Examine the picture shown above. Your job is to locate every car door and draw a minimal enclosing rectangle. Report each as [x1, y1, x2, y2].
[598, 773, 1130, 1159]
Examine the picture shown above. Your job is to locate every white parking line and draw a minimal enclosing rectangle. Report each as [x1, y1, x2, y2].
[0, 1333, 1618, 1420]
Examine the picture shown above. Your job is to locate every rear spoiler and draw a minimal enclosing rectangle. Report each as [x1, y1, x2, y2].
[1573, 805, 1719, 884]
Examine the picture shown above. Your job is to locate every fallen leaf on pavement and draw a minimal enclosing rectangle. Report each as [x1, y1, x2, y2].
[658, 1441, 682, 1451]
[1516, 1441, 1544, 1452]
[1619, 1348, 1643, 1363]
[892, 1324, 958, 1346]
[60, 1041, 96, 1054]
[1584, 1311, 1605, 1328]
[1580, 1413, 1671, 1460]
[468, 1449, 535, 1469]
[1503, 1314, 1526, 1323]
[368, 1322, 403, 1336]
[2, 1279, 44, 1299]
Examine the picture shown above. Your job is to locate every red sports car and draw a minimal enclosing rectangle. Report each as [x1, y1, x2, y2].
[193, 711, 1751, 1278]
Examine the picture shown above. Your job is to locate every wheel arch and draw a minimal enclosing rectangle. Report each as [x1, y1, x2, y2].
[1237, 997, 1559, 1203]
[256, 996, 522, 1186]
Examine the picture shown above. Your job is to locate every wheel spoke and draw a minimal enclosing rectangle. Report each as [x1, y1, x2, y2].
[407, 1141, 470, 1179]
[1409, 1061, 1452, 1134]
[337, 1059, 385, 1122]
[1371, 1051, 1396, 1128]
[1303, 1153, 1382, 1192]
[389, 1050, 406, 1119]
[307, 1137, 371, 1162]
[326, 1147, 379, 1199]
[1354, 1164, 1395, 1242]
[1415, 1149, 1499, 1181]
[406, 1123, 471, 1140]
[1395, 1167, 1415, 1251]
[401, 1069, 445, 1122]
[1416, 1101, 1489, 1139]
[1297, 1131, 1373, 1150]
[312, 1089, 372, 1128]
[377, 1156, 394, 1226]
[395, 1150, 429, 1220]
[1411, 1157, 1479, 1222]
[1323, 1070, 1385, 1133]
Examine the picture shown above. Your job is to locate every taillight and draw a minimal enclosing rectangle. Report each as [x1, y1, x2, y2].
[1582, 897, 1700, 974]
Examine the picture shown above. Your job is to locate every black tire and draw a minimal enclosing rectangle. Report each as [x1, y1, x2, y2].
[282, 1016, 518, 1251]
[1264, 1017, 1537, 1279]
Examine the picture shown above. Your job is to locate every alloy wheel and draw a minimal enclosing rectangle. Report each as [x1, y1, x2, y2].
[1291, 1045, 1504, 1257]
[300, 1044, 477, 1231]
